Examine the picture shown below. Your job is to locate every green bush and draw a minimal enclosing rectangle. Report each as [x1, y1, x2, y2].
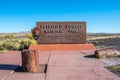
[19, 39, 37, 50]
[4, 34, 14, 38]
[106, 65, 120, 73]
[20, 40, 29, 50]
[0, 38, 37, 51]
[28, 39, 37, 45]
[0, 44, 5, 50]
[2, 42, 15, 50]
[26, 34, 34, 40]
[0, 44, 7, 53]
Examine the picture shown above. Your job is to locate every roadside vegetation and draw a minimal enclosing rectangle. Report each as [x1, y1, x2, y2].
[106, 65, 120, 73]
[0, 33, 36, 53]
[106, 65, 120, 77]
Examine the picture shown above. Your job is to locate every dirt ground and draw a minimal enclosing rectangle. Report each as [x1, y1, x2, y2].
[88, 37, 120, 51]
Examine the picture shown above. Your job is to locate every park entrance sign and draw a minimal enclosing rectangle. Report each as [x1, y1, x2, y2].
[32, 22, 86, 44]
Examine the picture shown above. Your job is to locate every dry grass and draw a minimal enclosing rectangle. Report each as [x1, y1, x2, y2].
[87, 34, 120, 51]
[87, 34, 120, 40]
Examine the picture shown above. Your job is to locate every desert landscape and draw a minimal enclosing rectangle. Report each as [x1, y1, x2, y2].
[0, 32, 120, 79]
[87, 33, 120, 50]
[1, 32, 120, 50]
[0, 0, 119, 79]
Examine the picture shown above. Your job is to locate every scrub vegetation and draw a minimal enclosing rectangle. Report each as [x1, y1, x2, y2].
[0, 32, 36, 52]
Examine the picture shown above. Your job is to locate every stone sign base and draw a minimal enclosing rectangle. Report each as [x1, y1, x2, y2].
[29, 44, 95, 51]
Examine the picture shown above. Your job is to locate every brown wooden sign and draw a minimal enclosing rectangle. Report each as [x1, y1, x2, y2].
[32, 22, 86, 44]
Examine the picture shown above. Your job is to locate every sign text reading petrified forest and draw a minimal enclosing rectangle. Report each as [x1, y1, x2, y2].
[36, 22, 86, 44]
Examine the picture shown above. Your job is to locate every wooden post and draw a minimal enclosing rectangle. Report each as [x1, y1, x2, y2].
[21, 50, 39, 73]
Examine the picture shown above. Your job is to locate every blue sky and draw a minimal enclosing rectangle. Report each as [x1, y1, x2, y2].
[0, 0, 120, 33]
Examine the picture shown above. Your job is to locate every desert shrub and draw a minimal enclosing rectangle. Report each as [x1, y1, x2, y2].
[20, 40, 29, 50]
[4, 34, 14, 38]
[2, 39, 20, 50]
[106, 65, 120, 73]
[2, 42, 10, 49]
[26, 34, 34, 40]
[2, 42, 14, 50]
[0, 38, 37, 51]
[28, 39, 37, 45]
[13, 42, 21, 50]
[0, 44, 7, 53]
[19, 39, 37, 50]
[0, 44, 6, 50]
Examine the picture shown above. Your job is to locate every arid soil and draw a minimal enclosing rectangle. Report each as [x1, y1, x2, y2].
[88, 37, 120, 51]
[88, 37, 120, 77]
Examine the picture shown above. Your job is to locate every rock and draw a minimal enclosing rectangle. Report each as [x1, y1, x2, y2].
[95, 48, 120, 59]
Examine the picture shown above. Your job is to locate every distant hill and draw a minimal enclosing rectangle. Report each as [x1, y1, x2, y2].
[0, 31, 31, 38]
[0, 31, 120, 37]
[87, 33, 120, 36]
